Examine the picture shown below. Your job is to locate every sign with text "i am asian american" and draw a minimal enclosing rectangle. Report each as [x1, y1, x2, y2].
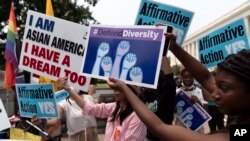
[19, 10, 90, 91]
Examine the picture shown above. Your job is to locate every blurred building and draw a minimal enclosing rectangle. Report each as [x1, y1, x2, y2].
[169, 1, 250, 68]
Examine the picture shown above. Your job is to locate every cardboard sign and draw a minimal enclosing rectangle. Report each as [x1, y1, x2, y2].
[15, 83, 59, 118]
[175, 90, 211, 131]
[9, 128, 41, 141]
[55, 89, 69, 102]
[19, 10, 90, 91]
[0, 99, 11, 131]
[135, 0, 194, 45]
[81, 25, 167, 88]
[198, 18, 250, 68]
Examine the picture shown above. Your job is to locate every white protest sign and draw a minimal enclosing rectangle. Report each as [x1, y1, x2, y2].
[19, 10, 90, 91]
[0, 99, 11, 131]
[81, 25, 166, 88]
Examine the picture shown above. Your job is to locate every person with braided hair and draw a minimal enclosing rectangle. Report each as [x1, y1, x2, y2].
[105, 33, 250, 141]
[202, 73, 225, 133]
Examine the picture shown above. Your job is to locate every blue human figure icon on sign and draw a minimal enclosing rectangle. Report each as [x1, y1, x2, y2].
[185, 120, 193, 128]
[180, 107, 194, 119]
[176, 100, 185, 114]
[120, 53, 137, 80]
[129, 67, 143, 83]
[111, 41, 130, 78]
[184, 114, 194, 128]
[92, 42, 110, 75]
[101, 56, 113, 77]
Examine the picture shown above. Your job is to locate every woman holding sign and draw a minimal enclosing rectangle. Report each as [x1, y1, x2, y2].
[106, 33, 250, 141]
[57, 77, 147, 141]
[31, 89, 99, 141]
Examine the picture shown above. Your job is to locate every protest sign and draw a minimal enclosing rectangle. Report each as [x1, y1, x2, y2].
[198, 18, 250, 68]
[135, 0, 194, 45]
[55, 89, 69, 102]
[19, 10, 90, 91]
[81, 25, 167, 88]
[15, 83, 58, 118]
[9, 128, 41, 141]
[0, 99, 11, 131]
[175, 90, 211, 131]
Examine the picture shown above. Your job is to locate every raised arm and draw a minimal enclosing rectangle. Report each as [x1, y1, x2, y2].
[161, 56, 172, 75]
[158, 56, 176, 124]
[57, 77, 113, 118]
[166, 33, 216, 93]
[106, 78, 228, 141]
[57, 76, 86, 108]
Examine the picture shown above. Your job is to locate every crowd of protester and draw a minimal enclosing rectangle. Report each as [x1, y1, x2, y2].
[2, 28, 250, 141]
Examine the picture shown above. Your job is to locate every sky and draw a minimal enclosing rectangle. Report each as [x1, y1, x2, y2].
[79, 0, 249, 36]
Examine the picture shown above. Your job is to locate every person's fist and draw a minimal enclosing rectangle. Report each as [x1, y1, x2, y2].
[31, 115, 42, 125]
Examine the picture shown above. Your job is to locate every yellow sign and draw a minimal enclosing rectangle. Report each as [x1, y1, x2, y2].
[10, 128, 41, 141]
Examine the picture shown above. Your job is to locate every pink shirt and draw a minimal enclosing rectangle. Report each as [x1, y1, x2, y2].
[83, 102, 146, 141]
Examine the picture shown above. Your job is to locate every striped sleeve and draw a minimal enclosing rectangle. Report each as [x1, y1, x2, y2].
[123, 112, 147, 141]
[83, 102, 116, 119]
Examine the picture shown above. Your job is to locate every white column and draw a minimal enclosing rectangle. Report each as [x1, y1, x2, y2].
[194, 42, 197, 59]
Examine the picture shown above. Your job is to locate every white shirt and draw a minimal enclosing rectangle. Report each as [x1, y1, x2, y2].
[59, 95, 97, 136]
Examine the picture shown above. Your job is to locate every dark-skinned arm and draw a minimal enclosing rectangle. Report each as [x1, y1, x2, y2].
[107, 78, 228, 141]
[166, 33, 216, 93]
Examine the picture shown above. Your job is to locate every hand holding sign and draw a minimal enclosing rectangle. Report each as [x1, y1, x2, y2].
[57, 76, 71, 91]
[164, 33, 178, 52]
[175, 91, 211, 131]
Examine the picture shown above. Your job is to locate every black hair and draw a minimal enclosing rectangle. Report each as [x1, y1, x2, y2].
[109, 84, 138, 125]
[90, 78, 98, 85]
[66, 96, 72, 105]
[217, 49, 250, 87]
[180, 67, 188, 77]
[79, 90, 88, 95]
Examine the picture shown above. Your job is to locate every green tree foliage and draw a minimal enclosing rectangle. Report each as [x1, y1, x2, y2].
[0, 0, 99, 40]
[171, 64, 181, 76]
[0, 0, 99, 70]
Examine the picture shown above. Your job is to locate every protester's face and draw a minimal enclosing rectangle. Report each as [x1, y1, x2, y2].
[181, 71, 194, 87]
[212, 69, 250, 115]
[113, 90, 125, 102]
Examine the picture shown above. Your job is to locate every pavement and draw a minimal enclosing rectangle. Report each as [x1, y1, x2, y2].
[61, 124, 209, 141]
[61, 134, 104, 141]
